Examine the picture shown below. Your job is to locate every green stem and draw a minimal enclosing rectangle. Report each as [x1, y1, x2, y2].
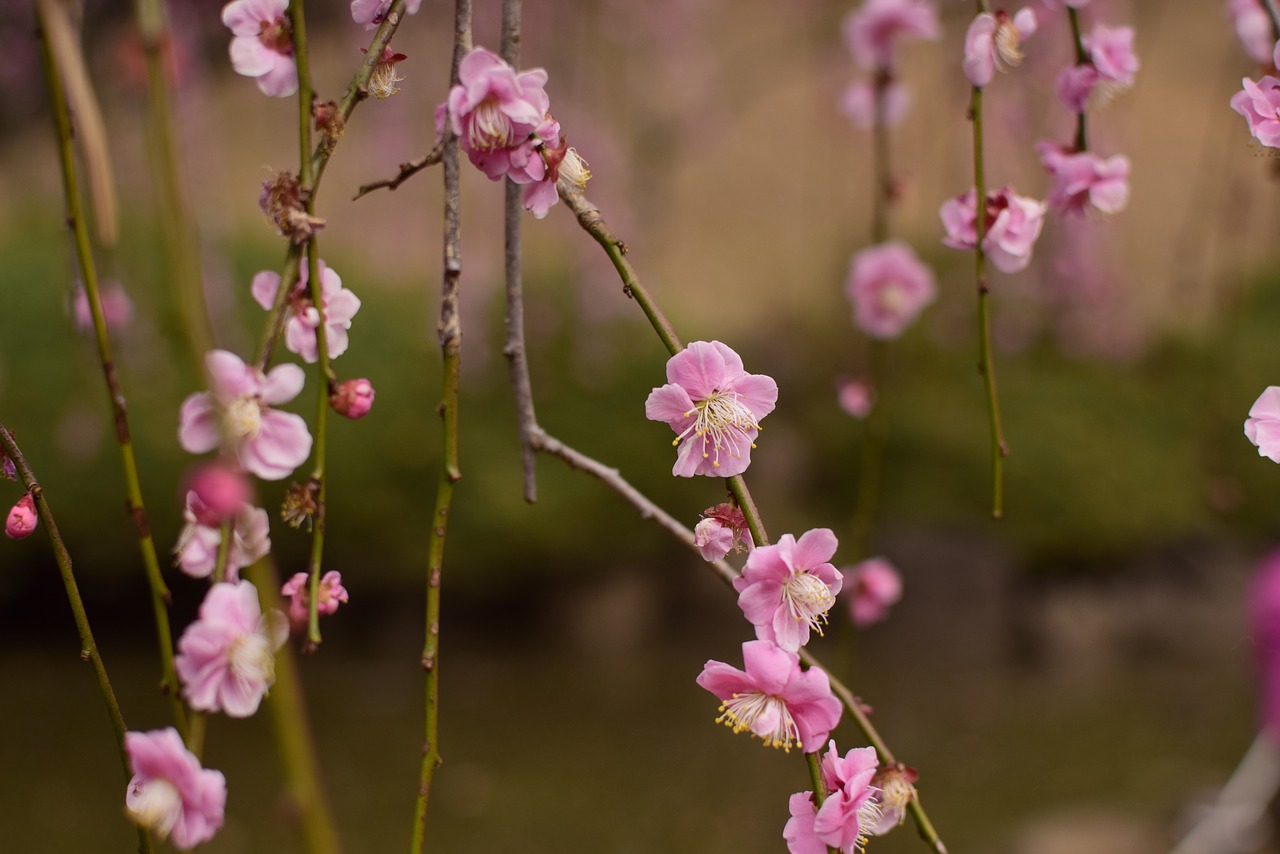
[304, 237, 331, 647]
[804, 751, 839, 854]
[36, 0, 187, 739]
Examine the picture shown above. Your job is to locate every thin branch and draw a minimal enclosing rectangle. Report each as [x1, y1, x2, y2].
[1066, 8, 1090, 152]
[353, 144, 443, 200]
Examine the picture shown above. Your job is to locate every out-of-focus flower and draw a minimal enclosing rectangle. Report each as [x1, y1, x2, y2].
[251, 261, 360, 364]
[734, 529, 843, 652]
[175, 580, 287, 717]
[837, 378, 876, 419]
[281, 570, 349, 631]
[645, 341, 778, 477]
[184, 462, 253, 522]
[1228, 0, 1274, 63]
[124, 728, 226, 849]
[963, 8, 1037, 88]
[1035, 142, 1130, 214]
[1085, 23, 1138, 89]
[222, 0, 297, 97]
[350, 0, 422, 30]
[696, 640, 842, 753]
[1246, 386, 1280, 462]
[1232, 73, 1280, 149]
[844, 557, 903, 628]
[174, 490, 270, 582]
[693, 503, 753, 562]
[839, 78, 910, 129]
[940, 186, 1046, 274]
[842, 0, 940, 70]
[846, 241, 936, 340]
[1056, 63, 1100, 113]
[5, 493, 37, 539]
[1249, 548, 1280, 735]
[179, 350, 313, 481]
[72, 282, 134, 333]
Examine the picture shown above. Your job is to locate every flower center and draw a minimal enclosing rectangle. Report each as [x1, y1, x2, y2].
[674, 390, 760, 468]
[126, 777, 182, 839]
[228, 630, 274, 686]
[876, 280, 910, 316]
[226, 395, 263, 441]
[783, 571, 836, 635]
[259, 17, 294, 56]
[715, 691, 800, 751]
[469, 98, 515, 151]
[994, 18, 1023, 70]
[370, 63, 405, 100]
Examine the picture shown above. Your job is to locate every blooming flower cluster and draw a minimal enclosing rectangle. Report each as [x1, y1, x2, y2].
[174, 489, 270, 582]
[940, 186, 1046, 273]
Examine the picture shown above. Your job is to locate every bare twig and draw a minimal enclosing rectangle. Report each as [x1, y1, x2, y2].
[353, 144, 444, 200]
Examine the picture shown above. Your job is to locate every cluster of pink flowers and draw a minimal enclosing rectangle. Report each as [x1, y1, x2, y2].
[174, 489, 271, 582]
[838, 0, 938, 128]
[940, 186, 1046, 273]
[251, 261, 362, 365]
[845, 242, 936, 340]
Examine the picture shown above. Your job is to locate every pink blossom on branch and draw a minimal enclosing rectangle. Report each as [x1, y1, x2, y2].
[962, 8, 1037, 88]
[5, 493, 37, 539]
[693, 503, 753, 562]
[733, 528, 844, 652]
[940, 186, 1046, 274]
[842, 0, 940, 71]
[784, 741, 882, 854]
[1228, 0, 1274, 63]
[178, 350, 313, 481]
[174, 490, 271, 582]
[844, 557, 903, 628]
[696, 640, 842, 753]
[221, 0, 297, 97]
[645, 341, 778, 477]
[1246, 386, 1280, 462]
[331, 378, 376, 419]
[251, 261, 361, 364]
[1232, 75, 1280, 149]
[1056, 63, 1100, 114]
[124, 728, 226, 849]
[281, 570, 350, 632]
[846, 241, 937, 340]
[1248, 548, 1280, 735]
[446, 48, 558, 181]
[1085, 23, 1139, 89]
[1035, 143, 1130, 215]
[72, 282, 134, 333]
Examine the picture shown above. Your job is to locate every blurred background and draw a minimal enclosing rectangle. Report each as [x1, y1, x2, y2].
[2, 0, 1280, 851]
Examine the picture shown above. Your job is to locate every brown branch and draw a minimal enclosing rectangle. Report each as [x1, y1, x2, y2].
[352, 144, 444, 200]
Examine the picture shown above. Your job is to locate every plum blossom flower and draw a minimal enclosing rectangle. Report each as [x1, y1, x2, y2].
[6, 493, 36, 539]
[839, 78, 911, 129]
[697, 640, 842, 753]
[940, 186, 1046, 274]
[693, 503, 753, 562]
[842, 0, 940, 70]
[838, 378, 876, 419]
[844, 557, 903, 628]
[867, 764, 919, 834]
[784, 741, 881, 854]
[366, 47, 407, 100]
[350, 0, 422, 30]
[1246, 386, 1280, 462]
[124, 728, 226, 849]
[221, 0, 297, 97]
[1056, 63, 1100, 113]
[846, 241, 937, 340]
[1035, 143, 1130, 215]
[179, 350, 312, 480]
[963, 8, 1037, 88]
[281, 570, 349, 631]
[1232, 74, 1280, 149]
[734, 529, 843, 652]
[251, 261, 360, 364]
[72, 282, 133, 333]
[175, 580, 287, 717]
[1228, 0, 1274, 63]
[174, 490, 270, 582]
[1085, 23, 1139, 89]
[645, 341, 779, 477]
[184, 462, 253, 522]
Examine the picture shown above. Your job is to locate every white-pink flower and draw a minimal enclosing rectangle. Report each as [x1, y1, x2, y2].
[734, 529, 844, 652]
[1035, 142, 1130, 215]
[1085, 23, 1138, 89]
[963, 8, 1037, 88]
[350, 0, 422, 30]
[175, 580, 287, 717]
[179, 350, 313, 481]
[844, 557, 903, 628]
[1246, 387, 1280, 462]
[940, 186, 1047, 274]
[645, 341, 779, 477]
[221, 0, 297, 98]
[1232, 74, 1280, 149]
[842, 0, 940, 70]
[281, 570, 349, 631]
[174, 490, 270, 582]
[696, 640, 842, 753]
[251, 261, 361, 364]
[124, 728, 226, 849]
[839, 78, 911, 130]
[846, 241, 936, 340]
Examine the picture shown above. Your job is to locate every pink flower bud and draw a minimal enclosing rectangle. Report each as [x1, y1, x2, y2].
[6, 493, 37, 539]
[330, 378, 375, 420]
[184, 462, 253, 523]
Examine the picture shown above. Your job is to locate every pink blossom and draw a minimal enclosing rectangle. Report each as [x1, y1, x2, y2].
[124, 728, 226, 849]
[1041, 0, 1090, 7]
[867, 764, 918, 834]
[175, 580, 287, 717]
[1228, 0, 1274, 63]
[1249, 549, 1280, 735]
[844, 557, 903, 628]
[837, 378, 876, 419]
[839, 78, 911, 129]
[733, 529, 843, 652]
[5, 493, 36, 539]
[331, 378, 376, 419]
[696, 640, 842, 753]
[963, 8, 1037, 88]
[1085, 23, 1138, 88]
[842, 0, 940, 70]
[281, 570, 349, 631]
[179, 350, 313, 481]
[250, 261, 360, 364]
[1246, 387, 1280, 462]
[221, 0, 297, 98]
[1035, 142, 1130, 215]
[1232, 76, 1280, 149]
[184, 462, 253, 522]
[645, 341, 778, 477]
[940, 186, 1046, 274]
[1056, 63, 1100, 113]
[174, 491, 270, 582]
[693, 503, 753, 562]
[72, 282, 134, 333]
[846, 241, 936, 340]
[785, 741, 881, 854]
[350, 0, 423, 30]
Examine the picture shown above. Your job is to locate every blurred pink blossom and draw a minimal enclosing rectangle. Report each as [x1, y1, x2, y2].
[940, 186, 1046, 274]
[5, 493, 36, 539]
[1085, 23, 1138, 88]
[124, 728, 225, 849]
[842, 0, 940, 70]
[963, 8, 1037, 88]
[1056, 63, 1100, 113]
[281, 570, 350, 631]
[696, 640, 842, 753]
[1246, 387, 1280, 462]
[251, 261, 360, 364]
[1227, 0, 1274, 63]
[1232, 74, 1280, 148]
[734, 529, 843, 652]
[1035, 143, 1130, 214]
[645, 341, 778, 477]
[350, 0, 422, 30]
[221, 0, 297, 97]
[846, 241, 936, 339]
[837, 377, 876, 419]
[72, 283, 134, 333]
[174, 490, 270, 582]
[175, 580, 287, 717]
[844, 557, 903, 627]
[184, 462, 253, 522]
[839, 78, 910, 129]
[1249, 548, 1280, 735]
[179, 350, 313, 481]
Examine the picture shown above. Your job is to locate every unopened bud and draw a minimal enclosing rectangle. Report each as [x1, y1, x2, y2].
[331, 378, 375, 420]
[6, 493, 37, 539]
[185, 462, 252, 522]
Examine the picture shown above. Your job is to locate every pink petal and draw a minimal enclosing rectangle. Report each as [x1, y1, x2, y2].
[250, 271, 280, 311]
[259, 362, 305, 405]
[178, 394, 220, 454]
[645, 383, 696, 427]
[791, 528, 839, 570]
[666, 341, 729, 400]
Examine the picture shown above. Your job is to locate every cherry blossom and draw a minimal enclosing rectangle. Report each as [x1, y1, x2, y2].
[331, 378, 376, 419]
[221, 0, 297, 98]
[72, 282, 133, 333]
[940, 186, 1046, 274]
[842, 0, 940, 70]
[963, 8, 1037, 88]
[350, 0, 423, 30]
[734, 529, 843, 652]
[1228, 0, 1274, 63]
[1249, 549, 1280, 735]
[784, 741, 882, 854]
[1085, 23, 1138, 89]
[839, 78, 910, 129]
[174, 490, 270, 582]
[837, 378, 876, 419]
[251, 261, 360, 364]
[1035, 143, 1130, 215]
[124, 728, 226, 849]
[693, 503, 753, 562]
[1232, 74, 1280, 149]
[844, 557, 903, 628]
[645, 341, 778, 477]
[846, 241, 937, 340]
[281, 570, 350, 632]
